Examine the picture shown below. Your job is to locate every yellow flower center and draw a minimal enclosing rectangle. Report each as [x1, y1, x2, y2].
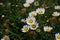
[32, 25, 36, 28]
[54, 13, 59, 16]
[38, 10, 43, 14]
[57, 35, 60, 39]
[32, 14, 35, 16]
[24, 27, 29, 32]
[29, 19, 33, 23]
[46, 29, 50, 32]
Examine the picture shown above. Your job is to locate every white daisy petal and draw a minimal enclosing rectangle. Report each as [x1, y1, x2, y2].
[52, 12, 60, 16]
[23, 3, 30, 7]
[1, 38, 4, 40]
[21, 19, 26, 23]
[29, 11, 37, 17]
[43, 26, 53, 32]
[55, 33, 60, 40]
[26, 0, 34, 4]
[26, 16, 36, 25]
[54, 6, 60, 9]
[29, 22, 39, 30]
[21, 25, 29, 32]
[36, 8, 45, 14]
[2, 15, 5, 18]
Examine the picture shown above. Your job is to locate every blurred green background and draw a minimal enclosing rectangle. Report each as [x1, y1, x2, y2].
[0, 0, 60, 40]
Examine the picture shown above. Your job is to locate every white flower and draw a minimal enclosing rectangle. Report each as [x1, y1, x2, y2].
[23, 3, 30, 7]
[43, 26, 53, 32]
[52, 12, 60, 16]
[22, 25, 29, 32]
[2, 15, 5, 18]
[29, 11, 37, 17]
[21, 19, 26, 23]
[29, 22, 39, 30]
[36, 8, 45, 14]
[55, 6, 60, 9]
[26, 16, 36, 25]
[55, 33, 60, 40]
[26, 0, 34, 4]
[1, 35, 10, 40]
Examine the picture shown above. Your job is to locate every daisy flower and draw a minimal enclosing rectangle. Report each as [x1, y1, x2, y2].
[22, 25, 29, 32]
[43, 26, 53, 32]
[52, 12, 60, 17]
[23, 3, 30, 7]
[36, 8, 45, 14]
[55, 33, 60, 40]
[26, 0, 34, 4]
[29, 11, 37, 17]
[26, 16, 36, 25]
[29, 22, 39, 30]
[55, 6, 60, 9]
[1, 35, 10, 40]
[21, 19, 26, 23]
